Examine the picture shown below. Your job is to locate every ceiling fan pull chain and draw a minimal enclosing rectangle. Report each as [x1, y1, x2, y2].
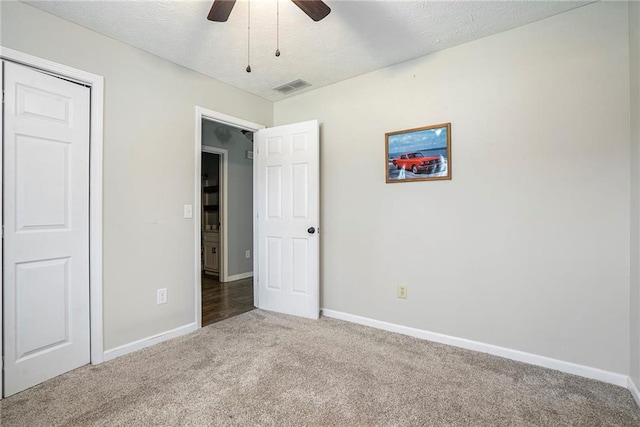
[246, 0, 252, 72]
[275, 0, 281, 57]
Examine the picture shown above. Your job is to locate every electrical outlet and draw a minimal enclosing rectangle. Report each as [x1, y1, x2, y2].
[397, 284, 407, 299]
[245, 250, 251, 259]
[157, 288, 168, 305]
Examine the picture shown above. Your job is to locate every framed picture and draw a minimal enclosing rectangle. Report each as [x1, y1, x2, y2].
[385, 123, 451, 183]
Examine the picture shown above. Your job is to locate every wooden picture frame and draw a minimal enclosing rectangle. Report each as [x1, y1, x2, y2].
[385, 123, 451, 183]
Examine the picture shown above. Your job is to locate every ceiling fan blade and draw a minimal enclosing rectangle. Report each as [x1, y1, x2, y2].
[207, 0, 237, 22]
[291, 0, 331, 22]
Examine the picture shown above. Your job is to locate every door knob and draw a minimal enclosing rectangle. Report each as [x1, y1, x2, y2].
[307, 227, 316, 235]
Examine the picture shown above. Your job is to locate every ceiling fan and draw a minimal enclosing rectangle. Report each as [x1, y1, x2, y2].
[207, 0, 331, 22]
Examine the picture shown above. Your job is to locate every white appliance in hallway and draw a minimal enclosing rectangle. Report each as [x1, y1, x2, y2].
[2, 61, 91, 396]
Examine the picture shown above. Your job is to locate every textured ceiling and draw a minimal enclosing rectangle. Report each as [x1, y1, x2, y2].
[23, 0, 591, 101]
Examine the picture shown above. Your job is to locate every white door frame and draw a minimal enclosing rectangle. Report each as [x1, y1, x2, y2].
[201, 146, 228, 282]
[0, 47, 105, 396]
[194, 106, 264, 328]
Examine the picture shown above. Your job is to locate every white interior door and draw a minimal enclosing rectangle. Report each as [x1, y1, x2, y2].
[256, 120, 319, 319]
[3, 61, 90, 396]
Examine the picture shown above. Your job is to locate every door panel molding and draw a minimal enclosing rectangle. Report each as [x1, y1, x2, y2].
[1, 47, 104, 398]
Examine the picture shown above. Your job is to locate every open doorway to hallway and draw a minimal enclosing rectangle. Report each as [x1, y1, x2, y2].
[200, 119, 256, 326]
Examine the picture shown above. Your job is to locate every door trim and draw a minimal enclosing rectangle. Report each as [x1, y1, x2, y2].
[0, 47, 105, 386]
[201, 146, 228, 282]
[194, 106, 264, 328]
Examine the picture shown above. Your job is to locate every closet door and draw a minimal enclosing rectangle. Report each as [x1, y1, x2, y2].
[3, 61, 90, 396]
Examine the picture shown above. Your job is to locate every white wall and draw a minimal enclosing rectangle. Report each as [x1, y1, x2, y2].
[1, 2, 272, 350]
[630, 0, 640, 386]
[202, 121, 255, 276]
[275, 1, 631, 374]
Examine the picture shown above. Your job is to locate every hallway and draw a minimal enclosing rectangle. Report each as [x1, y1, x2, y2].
[202, 274, 254, 326]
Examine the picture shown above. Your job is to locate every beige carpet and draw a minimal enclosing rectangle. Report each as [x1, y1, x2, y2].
[1, 310, 639, 426]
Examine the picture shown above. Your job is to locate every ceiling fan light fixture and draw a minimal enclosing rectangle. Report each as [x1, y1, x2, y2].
[207, 0, 236, 22]
[207, 0, 331, 72]
[207, 0, 331, 23]
[291, 0, 331, 21]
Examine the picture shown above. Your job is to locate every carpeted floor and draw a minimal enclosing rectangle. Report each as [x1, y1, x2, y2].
[1, 310, 639, 426]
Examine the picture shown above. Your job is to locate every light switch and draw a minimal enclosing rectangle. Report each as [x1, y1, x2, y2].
[184, 204, 193, 218]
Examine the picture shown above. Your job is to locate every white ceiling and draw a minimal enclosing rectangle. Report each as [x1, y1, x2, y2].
[24, 0, 592, 101]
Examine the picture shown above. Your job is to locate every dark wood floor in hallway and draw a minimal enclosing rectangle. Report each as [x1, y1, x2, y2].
[202, 273, 254, 327]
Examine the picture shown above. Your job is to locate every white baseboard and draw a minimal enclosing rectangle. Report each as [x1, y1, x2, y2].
[629, 377, 640, 407]
[226, 272, 253, 282]
[321, 309, 628, 388]
[103, 322, 198, 362]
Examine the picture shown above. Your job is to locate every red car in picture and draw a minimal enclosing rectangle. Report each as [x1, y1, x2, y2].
[392, 152, 444, 174]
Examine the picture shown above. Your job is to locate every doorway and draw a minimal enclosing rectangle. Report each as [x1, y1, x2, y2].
[199, 119, 258, 326]
[193, 107, 321, 327]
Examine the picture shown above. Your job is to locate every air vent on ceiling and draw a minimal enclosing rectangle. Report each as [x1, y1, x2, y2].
[273, 79, 312, 94]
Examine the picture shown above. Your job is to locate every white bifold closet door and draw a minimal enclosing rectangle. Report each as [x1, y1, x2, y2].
[2, 61, 90, 397]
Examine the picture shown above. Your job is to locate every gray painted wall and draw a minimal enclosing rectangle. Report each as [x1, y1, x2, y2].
[275, 1, 631, 374]
[0, 1, 272, 350]
[202, 121, 254, 277]
[629, 0, 640, 388]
